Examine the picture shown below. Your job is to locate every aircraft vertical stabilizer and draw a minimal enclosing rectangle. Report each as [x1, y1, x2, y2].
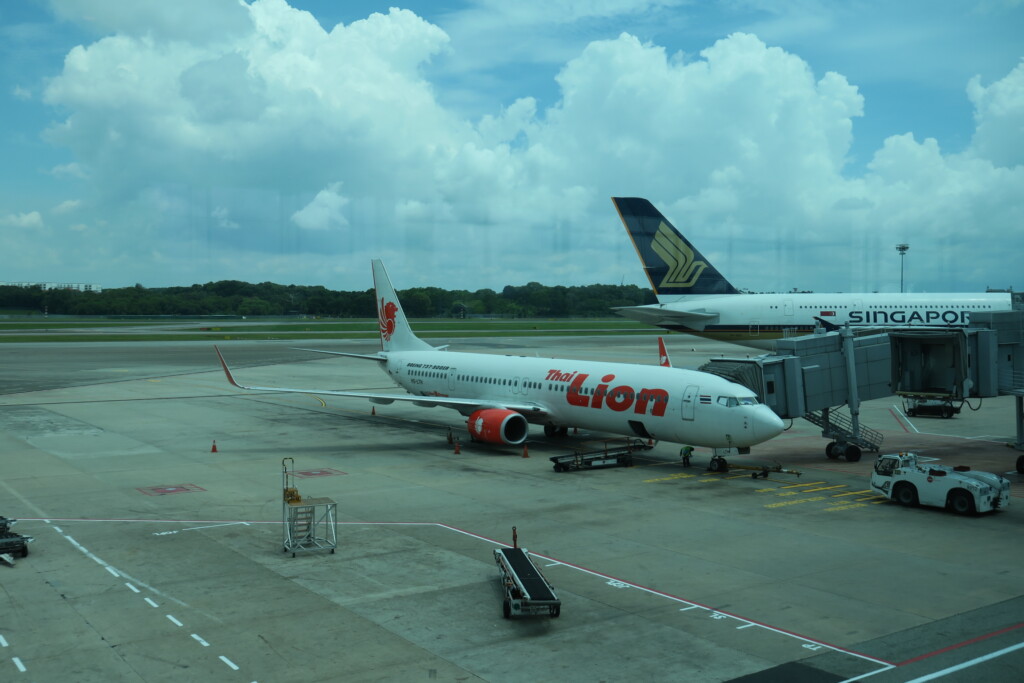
[372, 259, 433, 353]
[613, 197, 741, 298]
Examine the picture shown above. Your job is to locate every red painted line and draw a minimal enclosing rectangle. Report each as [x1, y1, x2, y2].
[896, 622, 1024, 666]
[425, 523, 894, 666]
[889, 407, 911, 433]
[19, 517, 895, 667]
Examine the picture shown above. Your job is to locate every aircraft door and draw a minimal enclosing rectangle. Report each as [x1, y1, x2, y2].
[448, 368, 457, 392]
[519, 377, 529, 397]
[784, 300, 794, 316]
[681, 385, 699, 421]
[748, 320, 760, 337]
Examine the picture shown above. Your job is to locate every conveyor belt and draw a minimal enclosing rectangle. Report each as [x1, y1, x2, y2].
[498, 547, 555, 602]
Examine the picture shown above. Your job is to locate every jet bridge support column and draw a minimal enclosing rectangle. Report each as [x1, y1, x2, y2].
[1016, 395, 1024, 452]
[843, 326, 861, 442]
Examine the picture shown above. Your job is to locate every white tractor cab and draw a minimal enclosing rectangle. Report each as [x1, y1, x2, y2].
[870, 452, 1011, 515]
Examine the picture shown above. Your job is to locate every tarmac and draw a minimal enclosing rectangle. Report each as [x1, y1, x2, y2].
[1, 335, 1022, 682]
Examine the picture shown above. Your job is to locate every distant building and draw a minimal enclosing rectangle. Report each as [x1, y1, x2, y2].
[2, 281, 102, 293]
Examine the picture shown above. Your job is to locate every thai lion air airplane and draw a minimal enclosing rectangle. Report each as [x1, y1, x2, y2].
[215, 260, 784, 452]
[612, 197, 1014, 350]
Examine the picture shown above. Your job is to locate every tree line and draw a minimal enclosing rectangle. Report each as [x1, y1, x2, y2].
[0, 280, 656, 318]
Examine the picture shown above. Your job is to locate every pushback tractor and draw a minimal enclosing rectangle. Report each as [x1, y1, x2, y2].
[870, 452, 1011, 515]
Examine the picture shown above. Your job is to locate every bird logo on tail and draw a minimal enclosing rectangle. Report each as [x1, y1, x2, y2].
[379, 298, 398, 341]
[652, 222, 707, 290]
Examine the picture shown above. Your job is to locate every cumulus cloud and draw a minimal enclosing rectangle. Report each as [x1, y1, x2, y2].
[1, 211, 45, 229]
[211, 206, 239, 230]
[18, 1, 1024, 293]
[50, 162, 89, 179]
[291, 183, 349, 231]
[52, 199, 81, 214]
[967, 60, 1024, 168]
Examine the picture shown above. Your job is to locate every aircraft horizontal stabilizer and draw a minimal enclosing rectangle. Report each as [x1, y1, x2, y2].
[614, 305, 718, 331]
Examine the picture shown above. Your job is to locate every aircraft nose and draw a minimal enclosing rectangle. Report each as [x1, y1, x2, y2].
[753, 406, 785, 441]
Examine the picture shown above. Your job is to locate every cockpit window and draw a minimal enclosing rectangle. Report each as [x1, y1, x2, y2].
[718, 396, 759, 407]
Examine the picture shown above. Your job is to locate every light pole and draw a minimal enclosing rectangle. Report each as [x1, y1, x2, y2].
[896, 243, 909, 293]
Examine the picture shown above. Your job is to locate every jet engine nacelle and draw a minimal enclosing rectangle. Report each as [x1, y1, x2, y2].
[467, 409, 529, 445]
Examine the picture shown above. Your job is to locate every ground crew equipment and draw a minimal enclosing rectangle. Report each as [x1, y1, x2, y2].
[0, 517, 33, 567]
[550, 439, 651, 472]
[705, 454, 801, 478]
[494, 527, 561, 619]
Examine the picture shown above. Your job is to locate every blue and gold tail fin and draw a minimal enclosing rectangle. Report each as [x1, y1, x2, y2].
[612, 197, 740, 298]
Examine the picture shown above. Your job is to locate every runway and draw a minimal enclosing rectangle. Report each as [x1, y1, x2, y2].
[1, 336, 1022, 682]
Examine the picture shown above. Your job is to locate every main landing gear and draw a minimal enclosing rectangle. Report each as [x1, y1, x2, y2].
[543, 424, 570, 438]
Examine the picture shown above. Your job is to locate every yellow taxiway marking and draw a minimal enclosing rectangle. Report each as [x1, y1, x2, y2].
[830, 489, 872, 498]
[764, 496, 827, 508]
[800, 484, 848, 493]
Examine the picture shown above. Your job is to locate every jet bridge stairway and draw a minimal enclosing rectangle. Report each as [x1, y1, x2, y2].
[802, 408, 883, 462]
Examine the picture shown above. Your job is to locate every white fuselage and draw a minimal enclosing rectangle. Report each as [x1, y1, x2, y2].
[648, 291, 1013, 349]
[380, 349, 784, 449]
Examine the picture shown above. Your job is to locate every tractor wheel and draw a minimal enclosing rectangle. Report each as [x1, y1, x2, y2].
[949, 489, 976, 516]
[894, 483, 918, 507]
[825, 442, 839, 459]
[844, 445, 862, 462]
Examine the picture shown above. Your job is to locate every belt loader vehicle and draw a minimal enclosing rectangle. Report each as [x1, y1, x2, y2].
[870, 452, 1011, 515]
[494, 528, 561, 619]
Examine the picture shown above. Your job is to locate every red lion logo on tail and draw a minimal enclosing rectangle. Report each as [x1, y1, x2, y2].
[379, 298, 397, 341]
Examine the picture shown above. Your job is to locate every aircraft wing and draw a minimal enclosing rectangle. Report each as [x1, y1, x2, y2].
[215, 346, 548, 417]
[291, 347, 387, 361]
[614, 305, 718, 331]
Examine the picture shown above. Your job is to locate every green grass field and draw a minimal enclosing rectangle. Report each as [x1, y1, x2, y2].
[0, 317, 658, 342]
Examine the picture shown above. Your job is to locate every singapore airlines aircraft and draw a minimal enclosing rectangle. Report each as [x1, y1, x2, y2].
[612, 197, 1014, 350]
[216, 260, 784, 451]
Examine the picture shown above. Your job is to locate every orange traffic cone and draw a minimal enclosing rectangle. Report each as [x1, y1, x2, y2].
[454, 438, 461, 454]
[522, 444, 529, 458]
[211, 440, 218, 453]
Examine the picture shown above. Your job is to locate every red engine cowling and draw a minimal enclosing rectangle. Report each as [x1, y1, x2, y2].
[466, 409, 529, 445]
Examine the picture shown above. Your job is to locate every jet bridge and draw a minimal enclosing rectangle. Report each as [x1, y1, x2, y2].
[700, 310, 1024, 461]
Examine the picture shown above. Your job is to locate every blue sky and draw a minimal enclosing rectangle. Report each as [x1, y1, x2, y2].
[1, 0, 1022, 294]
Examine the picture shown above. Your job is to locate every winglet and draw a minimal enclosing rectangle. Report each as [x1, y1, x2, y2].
[214, 345, 245, 389]
[658, 337, 672, 368]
